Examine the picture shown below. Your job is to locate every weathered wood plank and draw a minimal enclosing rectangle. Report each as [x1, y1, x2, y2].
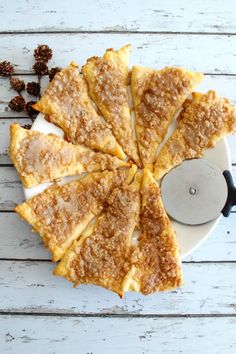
[0, 213, 49, 259]
[0, 167, 24, 211]
[0, 34, 236, 74]
[0, 166, 235, 211]
[1, 315, 236, 354]
[0, 212, 235, 262]
[1, 0, 236, 34]
[2, 315, 236, 354]
[1, 261, 236, 315]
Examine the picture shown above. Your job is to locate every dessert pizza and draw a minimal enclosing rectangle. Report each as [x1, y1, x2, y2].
[82, 45, 141, 166]
[123, 169, 183, 295]
[154, 90, 236, 180]
[15, 166, 137, 262]
[33, 62, 125, 159]
[10, 45, 236, 296]
[131, 66, 203, 170]
[54, 172, 142, 297]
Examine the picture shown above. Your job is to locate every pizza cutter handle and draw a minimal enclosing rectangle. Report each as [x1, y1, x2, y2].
[222, 170, 236, 217]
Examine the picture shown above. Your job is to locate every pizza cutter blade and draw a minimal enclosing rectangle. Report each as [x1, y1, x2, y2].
[161, 159, 236, 225]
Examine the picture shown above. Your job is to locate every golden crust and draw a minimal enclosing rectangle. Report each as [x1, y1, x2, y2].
[54, 172, 142, 297]
[9, 124, 129, 188]
[154, 90, 236, 179]
[132, 66, 203, 170]
[82, 45, 141, 166]
[15, 166, 137, 262]
[123, 168, 183, 295]
[33, 62, 125, 160]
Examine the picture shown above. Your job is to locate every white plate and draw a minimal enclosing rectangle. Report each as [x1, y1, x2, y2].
[23, 112, 231, 259]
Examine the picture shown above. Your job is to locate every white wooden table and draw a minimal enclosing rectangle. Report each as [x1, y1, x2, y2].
[0, 1, 236, 353]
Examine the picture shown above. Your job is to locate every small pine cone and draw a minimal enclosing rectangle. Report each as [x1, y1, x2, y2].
[49, 67, 61, 81]
[10, 77, 25, 92]
[9, 95, 25, 112]
[22, 123, 32, 130]
[34, 44, 52, 62]
[0, 61, 14, 76]
[26, 81, 40, 96]
[25, 100, 38, 117]
[32, 61, 48, 75]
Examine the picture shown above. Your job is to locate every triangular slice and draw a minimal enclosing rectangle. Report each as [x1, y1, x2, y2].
[123, 168, 183, 295]
[54, 172, 142, 297]
[82, 45, 141, 166]
[33, 62, 125, 159]
[10, 124, 129, 188]
[15, 166, 137, 262]
[131, 66, 203, 170]
[154, 90, 236, 180]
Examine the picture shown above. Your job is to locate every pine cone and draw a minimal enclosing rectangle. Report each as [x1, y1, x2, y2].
[26, 81, 40, 96]
[22, 123, 32, 130]
[9, 96, 25, 112]
[34, 45, 52, 62]
[32, 61, 48, 75]
[10, 77, 25, 92]
[0, 61, 14, 76]
[25, 100, 38, 117]
[49, 67, 61, 81]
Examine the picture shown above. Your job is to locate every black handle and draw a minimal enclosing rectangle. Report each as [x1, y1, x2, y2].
[222, 170, 236, 217]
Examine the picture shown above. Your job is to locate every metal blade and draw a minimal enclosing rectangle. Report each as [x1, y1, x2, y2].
[161, 159, 228, 225]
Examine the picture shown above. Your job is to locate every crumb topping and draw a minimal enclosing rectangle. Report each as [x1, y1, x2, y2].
[83, 55, 140, 165]
[135, 67, 198, 164]
[93, 58, 128, 115]
[136, 181, 182, 294]
[137, 68, 194, 129]
[16, 132, 74, 177]
[68, 185, 140, 288]
[38, 64, 118, 151]
[168, 90, 236, 160]
[26, 170, 128, 248]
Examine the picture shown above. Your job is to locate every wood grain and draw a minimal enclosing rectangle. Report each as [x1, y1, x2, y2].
[0, 0, 236, 34]
[1, 261, 236, 315]
[0, 212, 235, 262]
[0, 167, 24, 211]
[1, 315, 236, 354]
[0, 34, 236, 74]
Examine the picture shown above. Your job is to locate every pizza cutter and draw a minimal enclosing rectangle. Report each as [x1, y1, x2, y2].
[161, 159, 236, 225]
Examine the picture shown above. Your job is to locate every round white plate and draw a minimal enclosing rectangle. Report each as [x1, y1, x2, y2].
[24, 112, 231, 259]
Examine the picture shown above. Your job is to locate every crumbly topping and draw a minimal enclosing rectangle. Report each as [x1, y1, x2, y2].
[68, 185, 140, 289]
[83, 51, 140, 166]
[79, 150, 127, 171]
[137, 68, 194, 129]
[16, 132, 74, 177]
[154, 90, 236, 180]
[167, 91, 236, 159]
[26, 170, 128, 248]
[35, 64, 119, 153]
[136, 180, 182, 295]
[93, 58, 128, 114]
